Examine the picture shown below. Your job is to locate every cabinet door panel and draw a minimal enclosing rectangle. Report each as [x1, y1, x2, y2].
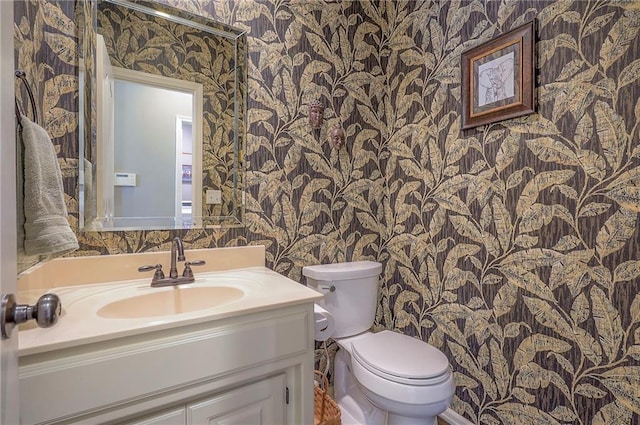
[121, 407, 185, 425]
[187, 374, 286, 425]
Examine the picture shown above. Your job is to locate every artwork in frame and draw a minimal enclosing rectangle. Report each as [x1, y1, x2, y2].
[461, 20, 535, 130]
[182, 164, 192, 183]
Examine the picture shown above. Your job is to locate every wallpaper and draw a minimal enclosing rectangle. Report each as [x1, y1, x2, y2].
[14, 0, 80, 270]
[14, 0, 640, 423]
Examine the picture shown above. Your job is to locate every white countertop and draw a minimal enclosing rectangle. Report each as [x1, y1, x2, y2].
[19, 267, 322, 356]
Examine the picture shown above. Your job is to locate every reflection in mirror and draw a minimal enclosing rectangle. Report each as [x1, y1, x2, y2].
[99, 61, 204, 228]
[80, 0, 247, 231]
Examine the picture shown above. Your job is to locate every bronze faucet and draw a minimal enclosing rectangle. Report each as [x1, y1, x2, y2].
[138, 237, 205, 287]
[169, 236, 185, 279]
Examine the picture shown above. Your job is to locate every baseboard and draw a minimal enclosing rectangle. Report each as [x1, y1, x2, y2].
[439, 408, 474, 425]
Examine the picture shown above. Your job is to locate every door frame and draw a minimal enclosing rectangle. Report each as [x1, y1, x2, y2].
[175, 115, 194, 224]
[0, 1, 20, 424]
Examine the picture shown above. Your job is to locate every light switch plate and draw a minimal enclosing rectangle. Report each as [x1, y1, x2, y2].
[206, 189, 222, 204]
[114, 173, 136, 186]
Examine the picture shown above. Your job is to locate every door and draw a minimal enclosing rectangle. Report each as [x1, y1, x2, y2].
[0, 1, 20, 424]
[96, 34, 115, 221]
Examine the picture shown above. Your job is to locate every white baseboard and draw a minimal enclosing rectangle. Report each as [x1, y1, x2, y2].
[439, 408, 474, 425]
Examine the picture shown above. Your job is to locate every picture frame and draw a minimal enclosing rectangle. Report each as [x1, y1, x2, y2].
[461, 20, 535, 130]
[181, 164, 192, 183]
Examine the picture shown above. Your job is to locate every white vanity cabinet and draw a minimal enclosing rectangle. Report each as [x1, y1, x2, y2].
[187, 373, 286, 425]
[122, 408, 185, 425]
[18, 303, 315, 425]
[123, 374, 286, 425]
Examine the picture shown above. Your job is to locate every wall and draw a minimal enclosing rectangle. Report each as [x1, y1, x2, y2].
[113, 81, 191, 218]
[14, 0, 80, 270]
[14, 1, 640, 423]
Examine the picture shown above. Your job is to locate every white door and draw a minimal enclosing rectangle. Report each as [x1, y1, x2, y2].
[0, 1, 20, 424]
[96, 34, 115, 221]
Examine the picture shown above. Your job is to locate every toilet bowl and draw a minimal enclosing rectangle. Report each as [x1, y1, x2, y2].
[304, 261, 455, 425]
[335, 331, 454, 425]
[349, 331, 454, 424]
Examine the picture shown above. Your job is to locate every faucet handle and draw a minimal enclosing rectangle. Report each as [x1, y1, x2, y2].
[138, 264, 165, 281]
[182, 260, 206, 278]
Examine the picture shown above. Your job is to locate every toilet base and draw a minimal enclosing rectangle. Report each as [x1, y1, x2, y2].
[334, 349, 386, 425]
[387, 412, 437, 425]
[333, 348, 443, 425]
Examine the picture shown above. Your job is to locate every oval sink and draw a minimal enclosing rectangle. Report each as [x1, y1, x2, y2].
[97, 286, 244, 319]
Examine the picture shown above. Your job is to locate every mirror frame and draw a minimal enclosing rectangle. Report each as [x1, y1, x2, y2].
[80, 0, 247, 231]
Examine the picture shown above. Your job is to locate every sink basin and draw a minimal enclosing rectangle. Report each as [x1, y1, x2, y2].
[97, 286, 244, 319]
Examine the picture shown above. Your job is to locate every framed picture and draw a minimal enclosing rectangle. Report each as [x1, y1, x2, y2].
[181, 164, 192, 183]
[461, 21, 535, 130]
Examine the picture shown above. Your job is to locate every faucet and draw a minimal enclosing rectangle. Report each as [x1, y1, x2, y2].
[138, 237, 206, 287]
[169, 236, 186, 279]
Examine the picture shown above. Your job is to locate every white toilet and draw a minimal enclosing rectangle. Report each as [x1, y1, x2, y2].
[304, 261, 454, 425]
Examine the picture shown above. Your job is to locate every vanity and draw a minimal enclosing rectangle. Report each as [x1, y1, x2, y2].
[17, 246, 322, 424]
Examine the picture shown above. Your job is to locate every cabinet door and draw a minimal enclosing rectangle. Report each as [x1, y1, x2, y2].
[187, 374, 286, 425]
[121, 407, 186, 425]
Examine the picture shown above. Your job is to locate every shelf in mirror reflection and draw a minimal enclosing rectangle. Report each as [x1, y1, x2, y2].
[83, 217, 197, 231]
[82, 216, 246, 231]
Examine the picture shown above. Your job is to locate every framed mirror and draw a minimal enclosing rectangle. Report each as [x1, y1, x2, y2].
[80, 0, 246, 231]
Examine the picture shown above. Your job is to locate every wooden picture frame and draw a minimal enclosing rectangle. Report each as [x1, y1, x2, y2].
[461, 21, 535, 130]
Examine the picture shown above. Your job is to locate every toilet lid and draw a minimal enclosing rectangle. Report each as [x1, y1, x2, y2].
[351, 330, 449, 382]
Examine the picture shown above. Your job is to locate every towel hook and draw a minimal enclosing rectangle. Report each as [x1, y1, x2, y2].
[15, 69, 38, 126]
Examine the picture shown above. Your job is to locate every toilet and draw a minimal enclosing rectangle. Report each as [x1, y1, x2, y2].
[304, 261, 454, 425]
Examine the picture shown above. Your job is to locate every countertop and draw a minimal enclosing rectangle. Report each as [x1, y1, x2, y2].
[18, 266, 322, 356]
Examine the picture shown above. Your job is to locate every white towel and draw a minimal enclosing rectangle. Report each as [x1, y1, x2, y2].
[19, 114, 79, 256]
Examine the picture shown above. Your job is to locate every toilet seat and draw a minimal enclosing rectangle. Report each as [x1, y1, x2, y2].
[346, 330, 455, 410]
[351, 330, 450, 386]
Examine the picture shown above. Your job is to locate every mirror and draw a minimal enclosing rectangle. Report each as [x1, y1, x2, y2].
[80, 0, 246, 231]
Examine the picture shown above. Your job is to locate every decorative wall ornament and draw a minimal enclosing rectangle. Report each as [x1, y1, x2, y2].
[461, 20, 535, 129]
[308, 100, 324, 128]
[330, 123, 344, 149]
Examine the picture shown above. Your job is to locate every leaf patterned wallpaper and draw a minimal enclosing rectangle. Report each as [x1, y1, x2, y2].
[14, 0, 640, 423]
[14, 0, 80, 270]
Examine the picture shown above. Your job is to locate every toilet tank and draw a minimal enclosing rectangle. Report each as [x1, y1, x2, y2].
[303, 261, 382, 338]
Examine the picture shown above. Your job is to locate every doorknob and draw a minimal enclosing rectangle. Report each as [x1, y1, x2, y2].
[1, 293, 61, 339]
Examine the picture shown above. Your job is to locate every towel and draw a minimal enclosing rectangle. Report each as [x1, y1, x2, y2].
[16, 119, 25, 252]
[19, 114, 79, 256]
